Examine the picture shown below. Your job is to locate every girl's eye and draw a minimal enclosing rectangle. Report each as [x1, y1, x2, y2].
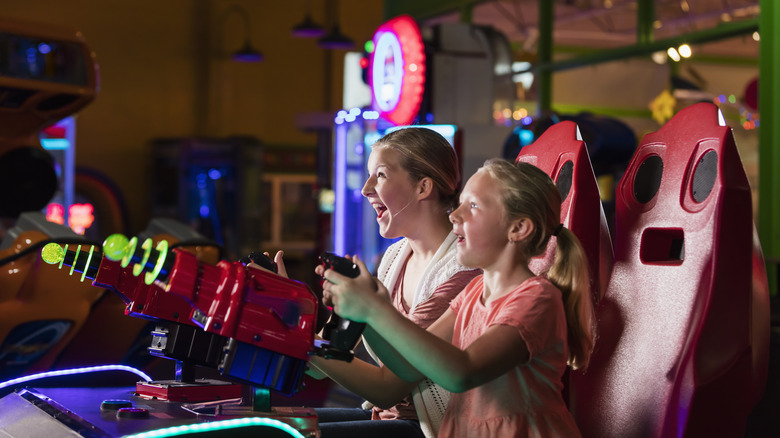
[377, 172, 386, 178]
[470, 202, 478, 209]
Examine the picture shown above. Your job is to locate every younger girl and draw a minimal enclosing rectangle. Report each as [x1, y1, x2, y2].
[322, 159, 595, 437]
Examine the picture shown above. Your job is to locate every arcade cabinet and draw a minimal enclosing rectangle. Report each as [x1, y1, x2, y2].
[0, 18, 100, 379]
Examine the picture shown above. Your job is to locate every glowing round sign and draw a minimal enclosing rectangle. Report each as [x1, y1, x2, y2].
[369, 15, 425, 125]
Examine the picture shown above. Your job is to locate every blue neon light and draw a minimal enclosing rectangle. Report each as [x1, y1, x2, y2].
[0, 365, 152, 390]
[125, 417, 306, 438]
[208, 168, 222, 180]
[41, 138, 70, 150]
[334, 122, 348, 254]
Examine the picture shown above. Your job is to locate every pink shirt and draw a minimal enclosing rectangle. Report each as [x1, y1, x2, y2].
[374, 268, 480, 422]
[439, 275, 581, 438]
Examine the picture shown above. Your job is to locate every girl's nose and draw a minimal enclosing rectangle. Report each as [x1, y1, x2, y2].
[448, 207, 460, 224]
[361, 178, 374, 198]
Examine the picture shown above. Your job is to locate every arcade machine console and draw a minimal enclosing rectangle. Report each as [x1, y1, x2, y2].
[5, 227, 365, 436]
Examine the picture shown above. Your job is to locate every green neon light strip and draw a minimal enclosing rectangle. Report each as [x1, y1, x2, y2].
[69, 245, 81, 276]
[59, 244, 68, 270]
[80, 246, 95, 282]
[124, 417, 306, 438]
[145, 240, 168, 285]
[133, 238, 153, 277]
[121, 237, 137, 268]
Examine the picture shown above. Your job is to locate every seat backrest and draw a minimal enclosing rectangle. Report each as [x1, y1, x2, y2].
[568, 102, 769, 437]
[515, 120, 614, 305]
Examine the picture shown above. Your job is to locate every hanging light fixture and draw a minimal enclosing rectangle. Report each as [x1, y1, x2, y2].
[317, 0, 355, 50]
[224, 4, 264, 62]
[292, 0, 325, 38]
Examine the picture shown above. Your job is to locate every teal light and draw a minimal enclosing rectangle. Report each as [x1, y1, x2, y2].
[125, 417, 306, 438]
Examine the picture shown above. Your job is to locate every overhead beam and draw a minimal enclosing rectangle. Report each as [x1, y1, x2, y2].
[518, 18, 758, 73]
[384, 0, 483, 21]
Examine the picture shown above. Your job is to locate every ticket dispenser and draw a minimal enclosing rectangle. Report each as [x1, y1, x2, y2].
[570, 102, 770, 437]
[515, 120, 613, 305]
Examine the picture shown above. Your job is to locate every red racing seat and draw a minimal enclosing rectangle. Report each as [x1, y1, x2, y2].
[515, 120, 614, 306]
[569, 102, 770, 437]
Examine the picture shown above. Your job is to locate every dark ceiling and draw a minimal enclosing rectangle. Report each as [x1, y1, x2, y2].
[406, 0, 760, 60]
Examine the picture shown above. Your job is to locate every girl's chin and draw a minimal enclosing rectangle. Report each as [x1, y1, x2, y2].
[378, 225, 400, 240]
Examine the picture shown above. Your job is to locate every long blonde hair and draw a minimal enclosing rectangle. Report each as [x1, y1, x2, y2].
[481, 158, 595, 370]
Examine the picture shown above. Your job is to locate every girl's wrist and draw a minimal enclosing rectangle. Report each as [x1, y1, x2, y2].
[364, 297, 394, 328]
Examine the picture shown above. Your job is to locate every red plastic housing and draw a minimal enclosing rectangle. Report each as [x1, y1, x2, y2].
[92, 257, 197, 326]
[165, 249, 318, 361]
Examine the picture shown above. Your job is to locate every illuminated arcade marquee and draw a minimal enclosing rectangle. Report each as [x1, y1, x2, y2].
[369, 15, 426, 126]
[329, 16, 466, 271]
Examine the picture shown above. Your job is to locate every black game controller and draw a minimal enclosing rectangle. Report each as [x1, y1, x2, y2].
[239, 251, 278, 273]
[317, 252, 364, 362]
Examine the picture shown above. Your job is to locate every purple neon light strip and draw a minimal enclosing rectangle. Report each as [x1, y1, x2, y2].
[0, 365, 153, 390]
[334, 122, 348, 255]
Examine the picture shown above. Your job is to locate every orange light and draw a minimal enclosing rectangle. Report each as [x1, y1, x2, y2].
[68, 203, 95, 235]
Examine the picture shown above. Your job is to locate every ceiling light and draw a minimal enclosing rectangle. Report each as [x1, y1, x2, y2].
[292, 0, 325, 38]
[223, 4, 264, 63]
[678, 44, 692, 58]
[318, 25, 355, 49]
[292, 14, 325, 38]
[667, 47, 681, 62]
[651, 51, 667, 64]
[317, 0, 355, 50]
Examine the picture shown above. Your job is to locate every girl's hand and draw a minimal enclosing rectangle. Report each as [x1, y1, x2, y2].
[267, 250, 288, 278]
[322, 255, 384, 322]
[314, 255, 346, 307]
[246, 250, 287, 278]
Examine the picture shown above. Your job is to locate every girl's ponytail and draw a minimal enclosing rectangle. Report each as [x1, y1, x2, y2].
[546, 227, 595, 370]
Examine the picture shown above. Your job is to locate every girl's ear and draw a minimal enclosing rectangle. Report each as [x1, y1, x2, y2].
[508, 217, 535, 243]
[417, 177, 435, 199]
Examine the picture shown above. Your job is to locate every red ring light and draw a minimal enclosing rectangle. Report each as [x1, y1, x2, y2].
[369, 15, 425, 125]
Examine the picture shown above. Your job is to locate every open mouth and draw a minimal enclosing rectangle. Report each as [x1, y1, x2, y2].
[373, 203, 387, 219]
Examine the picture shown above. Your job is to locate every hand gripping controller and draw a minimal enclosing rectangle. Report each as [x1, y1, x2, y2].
[315, 252, 365, 362]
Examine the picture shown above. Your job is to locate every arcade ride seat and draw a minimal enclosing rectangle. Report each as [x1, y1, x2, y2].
[515, 120, 614, 306]
[0, 212, 104, 381]
[514, 120, 615, 415]
[568, 102, 770, 437]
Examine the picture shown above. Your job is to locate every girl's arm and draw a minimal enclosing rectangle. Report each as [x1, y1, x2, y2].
[308, 354, 418, 409]
[361, 325, 425, 383]
[326, 256, 530, 393]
